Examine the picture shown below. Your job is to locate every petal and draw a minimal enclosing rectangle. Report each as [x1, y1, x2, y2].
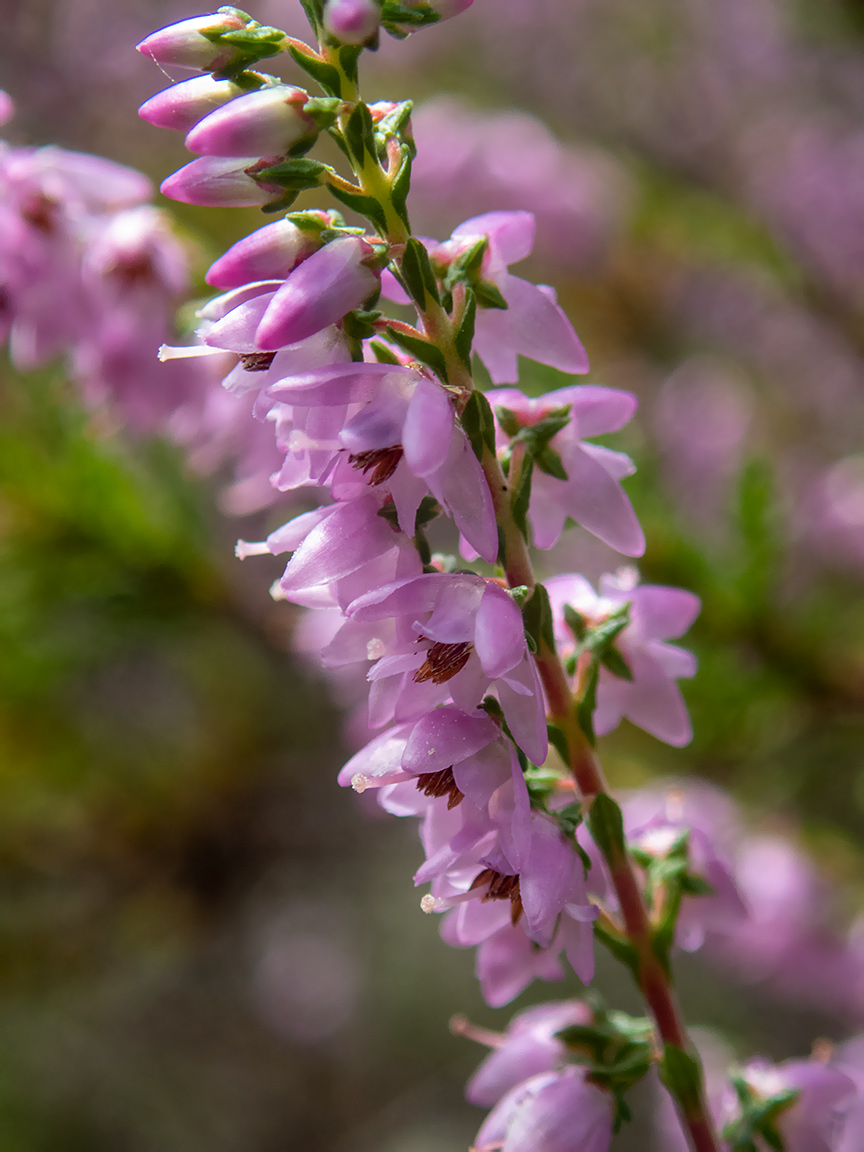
[474, 583, 525, 678]
[549, 444, 645, 556]
[402, 706, 498, 774]
[402, 376, 454, 477]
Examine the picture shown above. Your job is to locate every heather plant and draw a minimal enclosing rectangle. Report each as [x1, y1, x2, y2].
[3, 3, 864, 1151]
[128, 3, 864, 1149]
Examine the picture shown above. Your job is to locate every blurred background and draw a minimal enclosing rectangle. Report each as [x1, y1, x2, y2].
[2, 0, 864, 1147]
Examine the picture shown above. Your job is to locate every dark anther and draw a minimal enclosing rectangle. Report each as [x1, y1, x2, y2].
[470, 868, 523, 925]
[413, 641, 472, 685]
[415, 766, 464, 809]
[349, 445, 404, 486]
[240, 351, 277, 372]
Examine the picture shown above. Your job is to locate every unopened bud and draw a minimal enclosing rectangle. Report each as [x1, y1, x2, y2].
[136, 11, 250, 71]
[186, 85, 317, 159]
[139, 75, 250, 133]
[160, 156, 284, 208]
[323, 0, 382, 45]
[205, 213, 336, 288]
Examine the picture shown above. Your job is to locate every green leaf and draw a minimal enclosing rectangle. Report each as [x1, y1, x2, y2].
[288, 46, 342, 95]
[343, 101, 377, 164]
[326, 182, 388, 234]
[400, 237, 440, 309]
[454, 287, 476, 367]
[385, 326, 448, 381]
[369, 340, 401, 365]
[534, 444, 568, 481]
[511, 453, 534, 541]
[460, 389, 496, 461]
[522, 584, 556, 654]
[563, 603, 587, 642]
[588, 792, 626, 862]
[474, 280, 509, 310]
[577, 658, 599, 746]
[547, 723, 570, 765]
[251, 157, 330, 192]
[600, 646, 633, 681]
[660, 1044, 704, 1118]
[389, 144, 413, 226]
[495, 405, 521, 439]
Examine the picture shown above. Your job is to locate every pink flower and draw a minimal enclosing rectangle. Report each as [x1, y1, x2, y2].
[323, 0, 382, 44]
[723, 1059, 857, 1152]
[160, 156, 286, 208]
[546, 569, 700, 746]
[205, 213, 339, 289]
[465, 1001, 593, 1107]
[139, 76, 247, 133]
[347, 572, 547, 763]
[489, 385, 644, 555]
[264, 363, 497, 558]
[185, 85, 318, 158]
[431, 211, 588, 384]
[135, 12, 261, 72]
[474, 1066, 614, 1152]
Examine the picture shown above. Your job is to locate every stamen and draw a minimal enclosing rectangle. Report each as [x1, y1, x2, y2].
[471, 868, 523, 925]
[240, 351, 277, 372]
[420, 894, 437, 914]
[415, 766, 464, 808]
[349, 446, 404, 485]
[352, 774, 370, 793]
[413, 641, 472, 684]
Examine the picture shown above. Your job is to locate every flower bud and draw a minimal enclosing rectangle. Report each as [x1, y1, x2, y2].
[160, 156, 284, 207]
[139, 75, 250, 133]
[135, 11, 250, 71]
[323, 0, 382, 45]
[205, 212, 340, 288]
[255, 236, 381, 349]
[185, 85, 316, 158]
[0, 89, 14, 127]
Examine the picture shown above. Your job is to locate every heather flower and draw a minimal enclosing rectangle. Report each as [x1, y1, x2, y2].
[0, 90, 14, 128]
[621, 781, 745, 951]
[723, 1059, 856, 1152]
[436, 211, 588, 383]
[473, 1066, 614, 1152]
[546, 568, 700, 746]
[264, 364, 497, 555]
[472, 923, 567, 1008]
[489, 385, 644, 555]
[160, 155, 286, 208]
[138, 76, 248, 133]
[347, 572, 547, 762]
[323, 0, 382, 44]
[382, 211, 588, 384]
[464, 1001, 593, 1107]
[205, 212, 340, 288]
[240, 492, 422, 610]
[185, 85, 319, 158]
[135, 11, 261, 72]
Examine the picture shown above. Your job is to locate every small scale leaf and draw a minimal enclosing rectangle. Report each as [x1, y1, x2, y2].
[511, 452, 534, 541]
[577, 658, 600, 746]
[460, 389, 497, 460]
[588, 792, 626, 862]
[600, 647, 633, 681]
[343, 101, 377, 164]
[547, 723, 570, 765]
[385, 326, 448, 380]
